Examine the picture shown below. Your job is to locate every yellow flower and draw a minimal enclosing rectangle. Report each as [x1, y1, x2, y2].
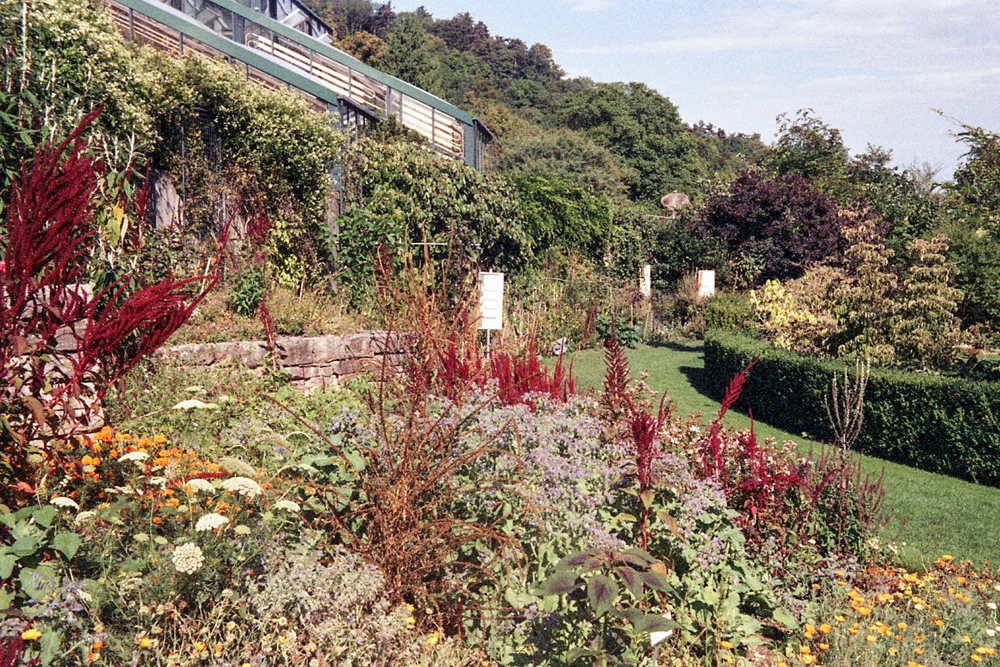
[867, 635, 877, 643]
[819, 624, 832, 634]
[406, 617, 416, 625]
[964, 636, 972, 643]
[916, 648, 925, 655]
[721, 640, 732, 649]
[21, 628, 42, 641]
[972, 655, 983, 663]
[139, 638, 151, 649]
[977, 648, 996, 656]
[427, 631, 441, 646]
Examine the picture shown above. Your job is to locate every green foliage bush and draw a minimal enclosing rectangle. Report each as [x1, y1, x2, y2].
[228, 268, 267, 318]
[703, 292, 753, 333]
[704, 330, 1000, 486]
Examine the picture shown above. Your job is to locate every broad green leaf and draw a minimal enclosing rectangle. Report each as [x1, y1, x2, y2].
[565, 647, 598, 663]
[33, 505, 56, 529]
[634, 612, 679, 635]
[40, 627, 60, 666]
[0, 553, 16, 579]
[587, 574, 617, 618]
[0, 587, 13, 610]
[772, 607, 798, 630]
[10, 535, 40, 558]
[639, 488, 655, 509]
[52, 532, 81, 560]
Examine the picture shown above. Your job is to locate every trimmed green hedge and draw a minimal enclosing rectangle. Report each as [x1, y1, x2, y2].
[704, 330, 1000, 487]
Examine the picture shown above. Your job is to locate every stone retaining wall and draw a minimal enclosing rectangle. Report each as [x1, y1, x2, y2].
[154, 330, 411, 392]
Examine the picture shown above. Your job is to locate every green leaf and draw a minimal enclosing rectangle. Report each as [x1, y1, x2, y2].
[0, 553, 16, 579]
[10, 535, 40, 558]
[565, 647, 599, 664]
[587, 574, 617, 618]
[534, 571, 580, 596]
[40, 627, 60, 666]
[0, 587, 13, 610]
[772, 607, 798, 630]
[634, 612, 679, 635]
[639, 488, 655, 509]
[32, 505, 56, 529]
[52, 532, 81, 560]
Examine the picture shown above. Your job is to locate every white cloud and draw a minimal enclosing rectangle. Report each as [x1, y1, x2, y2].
[560, 0, 611, 12]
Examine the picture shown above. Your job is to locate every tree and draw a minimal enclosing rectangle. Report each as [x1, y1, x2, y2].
[555, 82, 705, 203]
[335, 138, 530, 304]
[497, 126, 635, 201]
[847, 145, 944, 255]
[373, 13, 439, 92]
[766, 109, 851, 201]
[338, 30, 385, 64]
[949, 123, 1000, 234]
[893, 235, 962, 369]
[427, 11, 492, 57]
[690, 170, 852, 286]
[512, 172, 613, 263]
[309, 0, 395, 39]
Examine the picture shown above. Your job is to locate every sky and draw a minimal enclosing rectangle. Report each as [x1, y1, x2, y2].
[393, 0, 999, 178]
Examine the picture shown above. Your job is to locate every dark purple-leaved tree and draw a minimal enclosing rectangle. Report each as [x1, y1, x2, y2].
[691, 170, 859, 286]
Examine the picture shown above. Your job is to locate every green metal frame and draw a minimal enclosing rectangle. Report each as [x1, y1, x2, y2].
[113, 0, 495, 167]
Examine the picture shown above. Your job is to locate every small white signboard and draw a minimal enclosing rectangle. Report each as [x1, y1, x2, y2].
[479, 272, 504, 330]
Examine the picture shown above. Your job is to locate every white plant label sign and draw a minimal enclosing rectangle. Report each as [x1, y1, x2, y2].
[479, 272, 504, 330]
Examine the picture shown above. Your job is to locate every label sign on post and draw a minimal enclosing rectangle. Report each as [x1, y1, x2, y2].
[479, 272, 504, 330]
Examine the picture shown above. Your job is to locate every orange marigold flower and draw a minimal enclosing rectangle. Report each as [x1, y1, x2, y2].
[152, 517, 162, 525]
[972, 655, 982, 663]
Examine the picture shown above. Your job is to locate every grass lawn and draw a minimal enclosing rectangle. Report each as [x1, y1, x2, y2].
[560, 339, 1000, 570]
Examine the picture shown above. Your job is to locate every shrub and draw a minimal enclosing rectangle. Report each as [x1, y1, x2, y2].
[704, 330, 1000, 486]
[703, 292, 753, 333]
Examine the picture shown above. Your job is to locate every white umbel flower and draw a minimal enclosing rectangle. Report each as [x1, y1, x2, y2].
[272, 500, 301, 512]
[172, 543, 205, 574]
[172, 398, 218, 410]
[221, 477, 262, 499]
[51, 496, 80, 510]
[74, 511, 97, 525]
[195, 513, 229, 532]
[185, 478, 216, 494]
[118, 451, 149, 463]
